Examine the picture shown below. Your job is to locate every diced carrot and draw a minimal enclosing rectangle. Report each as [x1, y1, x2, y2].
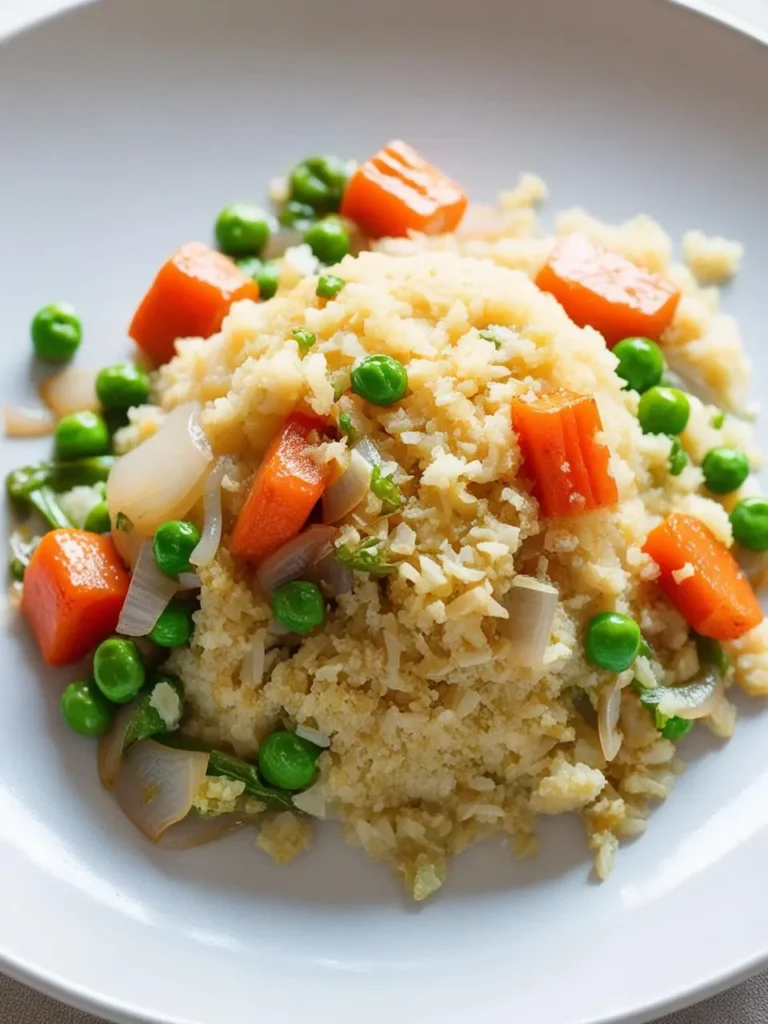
[340, 140, 468, 239]
[643, 513, 763, 641]
[21, 530, 130, 666]
[511, 389, 618, 517]
[230, 411, 330, 565]
[535, 234, 680, 347]
[128, 241, 260, 365]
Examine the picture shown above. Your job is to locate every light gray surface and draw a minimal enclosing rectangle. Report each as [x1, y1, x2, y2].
[3, 0, 768, 1023]
[3, 968, 768, 1023]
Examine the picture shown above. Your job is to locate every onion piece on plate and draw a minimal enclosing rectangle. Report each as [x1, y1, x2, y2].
[262, 229, 303, 260]
[241, 629, 266, 688]
[256, 525, 336, 594]
[114, 739, 210, 842]
[177, 572, 202, 591]
[499, 576, 558, 667]
[98, 702, 136, 791]
[190, 462, 226, 567]
[3, 404, 56, 438]
[107, 402, 212, 560]
[156, 812, 247, 850]
[599, 679, 623, 762]
[117, 539, 178, 637]
[322, 449, 372, 523]
[295, 724, 330, 748]
[353, 437, 382, 467]
[38, 366, 99, 417]
[310, 554, 353, 597]
[640, 666, 723, 721]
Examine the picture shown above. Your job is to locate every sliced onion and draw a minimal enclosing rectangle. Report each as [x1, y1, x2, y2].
[310, 554, 353, 597]
[114, 739, 210, 842]
[322, 450, 372, 523]
[98, 703, 136, 791]
[262, 229, 304, 260]
[3, 404, 55, 438]
[599, 680, 623, 762]
[241, 629, 266, 687]
[38, 366, 99, 417]
[296, 724, 330, 748]
[156, 812, 247, 850]
[643, 667, 723, 721]
[117, 540, 178, 637]
[499, 576, 558, 667]
[256, 525, 336, 594]
[190, 462, 225, 567]
[107, 402, 212, 557]
[177, 572, 202, 591]
[353, 437, 382, 467]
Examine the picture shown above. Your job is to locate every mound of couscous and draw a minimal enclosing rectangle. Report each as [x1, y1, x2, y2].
[13, 142, 768, 899]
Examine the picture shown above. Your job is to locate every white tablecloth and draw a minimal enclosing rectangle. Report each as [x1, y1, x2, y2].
[2, 0, 768, 1020]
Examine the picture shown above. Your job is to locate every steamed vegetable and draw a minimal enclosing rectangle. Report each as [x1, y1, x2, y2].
[128, 242, 260, 364]
[340, 140, 468, 238]
[585, 612, 641, 672]
[612, 336, 664, 393]
[730, 497, 768, 551]
[351, 354, 408, 407]
[271, 579, 326, 635]
[510, 389, 618, 517]
[60, 678, 115, 737]
[54, 410, 110, 461]
[148, 599, 194, 648]
[93, 637, 146, 703]
[31, 302, 82, 363]
[258, 730, 322, 791]
[643, 512, 763, 640]
[215, 203, 275, 257]
[536, 234, 680, 346]
[230, 411, 329, 564]
[153, 520, 201, 577]
[701, 447, 749, 494]
[123, 675, 185, 749]
[289, 155, 349, 214]
[637, 386, 690, 435]
[21, 530, 130, 666]
[96, 363, 151, 411]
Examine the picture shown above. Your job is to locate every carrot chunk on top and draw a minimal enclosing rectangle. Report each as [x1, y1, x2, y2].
[511, 388, 618, 518]
[341, 140, 468, 239]
[21, 530, 130, 666]
[643, 513, 763, 641]
[129, 241, 260, 365]
[536, 233, 680, 347]
[230, 411, 329, 565]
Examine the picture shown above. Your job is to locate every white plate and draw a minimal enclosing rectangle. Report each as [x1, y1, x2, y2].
[1, 1, 768, 1022]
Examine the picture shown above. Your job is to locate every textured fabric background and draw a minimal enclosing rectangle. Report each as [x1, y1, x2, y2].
[2, 0, 768, 1021]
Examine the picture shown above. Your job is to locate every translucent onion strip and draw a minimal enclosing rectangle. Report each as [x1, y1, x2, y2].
[499, 576, 558, 667]
[599, 680, 623, 762]
[38, 366, 99, 418]
[644, 667, 723, 721]
[241, 629, 266, 688]
[256, 525, 336, 594]
[98, 703, 136, 791]
[353, 437, 382, 467]
[117, 540, 178, 637]
[114, 740, 210, 842]
[3, 404, 55, 438]
[322, 450, 371, 523]
[156, 812, 247, 850]
[190, 462, 226, 567]
[295, 724, 330, 748]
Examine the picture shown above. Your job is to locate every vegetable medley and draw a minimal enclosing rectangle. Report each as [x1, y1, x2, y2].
[6, 139, 768, 892]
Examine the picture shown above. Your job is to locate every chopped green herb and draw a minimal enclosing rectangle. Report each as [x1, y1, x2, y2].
[710, 410, 725, 429]
[631, 680, 695, 742]
[668, 436, 688, 476]
[370, 464, 403, 511]
[316, 274, 346, 299]
[479, 327, 501, 349]
[6, 455, 114, 502]
[338, 413, 358, 442]
[638, 637, 654, 659]
[335, 536, 396, 576]
[28, 487, 73, 530]
[115, 512, 133, 534]
[292, 327, 316, 352]
[9, 530, 39, 581]
[694, 633, 731, 676]
[660, 716, 694, 741]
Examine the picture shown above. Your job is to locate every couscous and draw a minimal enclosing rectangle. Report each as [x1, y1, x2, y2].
[8, 141, 768, 899]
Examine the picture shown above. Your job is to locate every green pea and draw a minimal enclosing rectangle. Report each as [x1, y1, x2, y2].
[61, 678, 114, 737]
[660, 717, 694, 742]
[710, 410, 725, 430]
[233, 256, 279, 300]
[351, 354, 408, 407]
[303, 217, 350, 265]
[152, 520, 201, 577]
[316, 274, 346, 300]
[96, 362, 151, 411]
[279, 200, 316, 230]
[585, 611, 641, 672]
[31, 303, 82, 363]
[637, 386, 690, 435]
[215, 203, 275, 257]
[93, 638, 146, 704]
[612, 337, 664, 394]
[289, 156, 349, 213]
[258, 730, 321, 790]
[148, 599, 194, 648]
[701, 447, 749, 494]
[54, 411, 110, 461]
[292, 328, 316, 353]
[668, 437, 688, 476]
[272, 580, 325, 635]
[730, 497, 768, 552]
[84, 501, 111, 534]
